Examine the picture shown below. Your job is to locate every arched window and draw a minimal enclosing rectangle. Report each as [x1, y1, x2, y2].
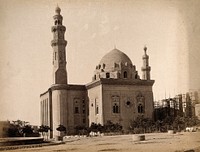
[103, 64, 106, 69]
[106, 72, 110, 78]
[96, 106, 99, 114]
[55, 20, 58, 25]
[135, 74, 138, 79]
[55, 52, 57, 60]
[113, 103, 119, 113]
[138, 104, 144, 113]
[124, 71, 127, 78]
[112, 96, 120, 114]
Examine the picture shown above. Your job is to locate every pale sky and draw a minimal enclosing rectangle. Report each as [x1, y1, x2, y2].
[0, 0, 199, 125]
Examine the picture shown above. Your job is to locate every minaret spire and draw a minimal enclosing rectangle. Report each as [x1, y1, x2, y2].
[141, 45, 151, 80]
[51, 6, 68, 84]
[144, 45, 147, 54]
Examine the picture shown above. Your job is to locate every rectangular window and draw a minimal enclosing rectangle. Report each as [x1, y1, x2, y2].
[95, 99, 99, 115]
[96, 106, 99, 114]
[55, 52, 57, 60]
[75, 107, 79, 114]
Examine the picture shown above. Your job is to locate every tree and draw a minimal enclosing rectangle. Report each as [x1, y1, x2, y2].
[75, 125, 88, 135]
[89, 122, 99, 133]
[12, 120, 29, 136]
[143, 118, 154, 133]
[163, 116, 173, 130]
[155, 120, 163, 132]
[22, 125, 33, 137]
[97, 123, 105, 133]
[38, 125, 51, 140]
[7, 120, 31, 137]
[173, 116, 185, 131]
[56, 124, 66, 140]
[184, 116, 199, 127]
[129, 116, 154, 134]
[88, 122, 122, 135]
[104, 121, 122, 133]
[7, 123, 20, 137]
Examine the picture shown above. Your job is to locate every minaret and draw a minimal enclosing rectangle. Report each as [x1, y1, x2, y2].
[141, 46, 151, 80]
[51, 6, 68, 84]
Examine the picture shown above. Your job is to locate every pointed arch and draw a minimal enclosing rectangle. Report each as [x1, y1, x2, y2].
[124, 71, 127, 78]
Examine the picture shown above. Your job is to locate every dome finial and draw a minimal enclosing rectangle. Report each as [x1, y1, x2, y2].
[55, 5, 61, 15]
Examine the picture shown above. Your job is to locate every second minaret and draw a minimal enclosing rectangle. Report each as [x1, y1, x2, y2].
[141, 46, 151, 80]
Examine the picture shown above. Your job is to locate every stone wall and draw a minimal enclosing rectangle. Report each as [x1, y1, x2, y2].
[87, 85, 103, 125]
[102, 84, 154, 131]
[51, 87, 87, 137]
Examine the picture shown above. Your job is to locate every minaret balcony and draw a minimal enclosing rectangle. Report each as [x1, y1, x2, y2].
[53, 15, 63, 20]
[141, 66, 151, 71]
[51, 39, 67, 46]
[51, 26, 66, 32]
[142, 54, 149, 59]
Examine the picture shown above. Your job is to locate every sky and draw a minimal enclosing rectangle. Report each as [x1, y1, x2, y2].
[0, 0, 200, 125]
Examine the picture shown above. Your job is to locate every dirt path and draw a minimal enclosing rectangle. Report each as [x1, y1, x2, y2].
[5, 132, 200, 152]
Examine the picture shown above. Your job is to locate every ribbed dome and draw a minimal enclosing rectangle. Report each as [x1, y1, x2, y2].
[99, 49, 132, 67]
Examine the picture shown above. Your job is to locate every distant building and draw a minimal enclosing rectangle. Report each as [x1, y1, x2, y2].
[0, 121, 9, 138]
[195, 104, 200, 119]
[154, 90, 200, 121]
[188, 90, 200, 119]
[154, 97, 182, 121]
[40, 7, 155, 139]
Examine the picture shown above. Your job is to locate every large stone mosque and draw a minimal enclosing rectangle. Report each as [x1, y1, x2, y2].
[40, 7, 154, 138]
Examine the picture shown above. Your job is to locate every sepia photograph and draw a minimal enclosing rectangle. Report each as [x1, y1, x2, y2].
[0, 0, 200, 151]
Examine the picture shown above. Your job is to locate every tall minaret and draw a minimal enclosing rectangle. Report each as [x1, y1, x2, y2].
[51, 6, 68, 84]
[141, 46, 151, 80]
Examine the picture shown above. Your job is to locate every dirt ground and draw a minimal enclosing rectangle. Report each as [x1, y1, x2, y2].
[7, 132, 200, 152]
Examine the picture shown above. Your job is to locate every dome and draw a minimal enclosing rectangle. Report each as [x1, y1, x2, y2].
[55, 6, 61, 15]
[99, 48, 133, 68]
[93, 48, 139, 80]
[142, 46, 149, 59]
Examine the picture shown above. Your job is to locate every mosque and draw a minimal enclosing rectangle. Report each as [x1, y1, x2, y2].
[40, 7, 155, 138]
